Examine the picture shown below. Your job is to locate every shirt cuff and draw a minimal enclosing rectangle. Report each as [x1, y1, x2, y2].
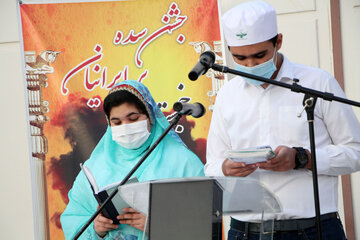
[312, 148, 330, 175]
[204, 159, 226, 177]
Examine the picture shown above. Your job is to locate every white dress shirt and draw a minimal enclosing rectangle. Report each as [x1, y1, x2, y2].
[205, 54, 360, 221]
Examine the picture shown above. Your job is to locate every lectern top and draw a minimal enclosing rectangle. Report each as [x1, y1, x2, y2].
[118, 176, 281, 216]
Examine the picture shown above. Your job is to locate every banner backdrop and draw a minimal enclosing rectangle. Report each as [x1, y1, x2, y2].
[19, 0, 225, 238]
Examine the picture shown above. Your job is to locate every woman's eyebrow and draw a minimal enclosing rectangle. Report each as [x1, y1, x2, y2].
[110, 117, 120, 121]
[110, 112, 142, 121]
[126, 112, 141, 117]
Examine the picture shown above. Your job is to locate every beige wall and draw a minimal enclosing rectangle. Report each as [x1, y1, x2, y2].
[0, 0, 35, 239]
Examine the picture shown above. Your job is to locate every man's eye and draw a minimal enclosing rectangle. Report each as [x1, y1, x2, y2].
[235, 56, 246, 61]
[255, 53, 266, 58]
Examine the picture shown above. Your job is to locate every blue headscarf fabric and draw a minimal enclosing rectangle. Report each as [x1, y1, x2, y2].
[61, 80, 204, 240]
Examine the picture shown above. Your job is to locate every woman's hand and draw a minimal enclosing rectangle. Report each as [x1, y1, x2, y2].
[117, 208, 146, 231]
[94, 212, 119, 237]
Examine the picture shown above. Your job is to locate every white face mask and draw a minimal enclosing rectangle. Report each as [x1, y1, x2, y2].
[111, 119, 151, 149]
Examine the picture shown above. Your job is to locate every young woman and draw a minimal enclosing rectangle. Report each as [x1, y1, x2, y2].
[61, 80, 204, 240]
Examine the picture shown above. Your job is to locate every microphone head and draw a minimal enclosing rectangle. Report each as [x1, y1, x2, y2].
[173, 102, 184, 112]
[188, 70, 200, 81]
[192, 102, 206, 118]
[188, 51, 216, 81]
[173, 102, 206, 118]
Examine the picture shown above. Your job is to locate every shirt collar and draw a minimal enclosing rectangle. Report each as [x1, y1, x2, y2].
[274, 53, 294, 83]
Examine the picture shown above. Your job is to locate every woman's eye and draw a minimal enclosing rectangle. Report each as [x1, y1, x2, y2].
[129, 117, 139, 121]
[111, 121, 121, 125]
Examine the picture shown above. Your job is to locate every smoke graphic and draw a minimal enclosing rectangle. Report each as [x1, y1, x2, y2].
[47, 94, 107, 228]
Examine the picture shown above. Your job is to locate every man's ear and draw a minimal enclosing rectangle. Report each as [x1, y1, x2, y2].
[276, 33, 283, 51]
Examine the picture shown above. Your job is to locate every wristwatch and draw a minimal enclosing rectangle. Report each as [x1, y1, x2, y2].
[293, 147, 309, 169]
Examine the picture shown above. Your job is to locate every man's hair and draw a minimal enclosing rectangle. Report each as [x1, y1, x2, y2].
[103, 90, 149, 120]
[269, 34, 278, 46]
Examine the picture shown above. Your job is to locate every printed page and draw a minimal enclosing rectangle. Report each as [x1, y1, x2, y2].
[80, 163, 99, 193]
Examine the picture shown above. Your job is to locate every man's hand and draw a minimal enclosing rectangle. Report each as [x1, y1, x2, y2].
[94, 212, 118, 237]
[117, 208, 146, 231]
[222, 158, 258, 177]
[258, 145, 296, 171]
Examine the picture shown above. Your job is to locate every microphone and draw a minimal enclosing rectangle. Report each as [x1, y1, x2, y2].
[173, 102, 206, 118]
[188, 51, 216, 81]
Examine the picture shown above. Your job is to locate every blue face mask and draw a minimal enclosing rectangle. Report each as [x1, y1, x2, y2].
[234, 49, 277, 86]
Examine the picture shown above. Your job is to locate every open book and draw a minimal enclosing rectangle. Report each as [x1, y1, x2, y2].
[80, 163, 138, 224]
[227, 146, 276, 165]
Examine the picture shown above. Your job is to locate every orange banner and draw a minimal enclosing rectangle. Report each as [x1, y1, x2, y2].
[20, 0, 224, 238]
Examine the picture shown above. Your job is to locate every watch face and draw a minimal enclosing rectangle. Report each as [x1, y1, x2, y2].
[294, 147, 308, 169]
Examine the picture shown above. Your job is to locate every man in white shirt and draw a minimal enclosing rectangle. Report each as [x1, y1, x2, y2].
[205, 1, 360, 239]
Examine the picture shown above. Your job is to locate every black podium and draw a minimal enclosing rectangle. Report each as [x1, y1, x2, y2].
[149, 179, 222, 239]
[118, 177, 281, 240]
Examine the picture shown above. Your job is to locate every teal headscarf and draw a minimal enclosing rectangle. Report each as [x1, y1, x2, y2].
[61, 80, 204, 240]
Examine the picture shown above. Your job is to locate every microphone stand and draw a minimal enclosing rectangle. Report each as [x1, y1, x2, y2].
[205, 59, 360, 240]
[73, 111, 187, 240]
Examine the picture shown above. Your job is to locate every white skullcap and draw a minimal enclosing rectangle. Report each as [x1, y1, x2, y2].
[222, 0, 278, 47]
